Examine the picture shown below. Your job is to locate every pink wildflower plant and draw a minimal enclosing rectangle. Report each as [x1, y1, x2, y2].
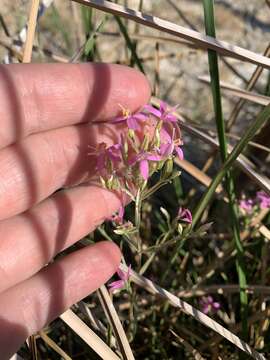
[89, 102, 185, 224]
[239, 199, 254, 214]
[88, 142, 122, 174]
[199, 296, 221, 314]
[108, 265, 131, 292]
[158, 137, 184, 161]
[128, 150, 163, 180]
[177, 207, 192, 224]
[256, 191, 270, 209]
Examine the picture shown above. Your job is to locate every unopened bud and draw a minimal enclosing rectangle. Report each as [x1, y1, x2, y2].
[177, 223, 183, 235]
[162, 158, 174, 179]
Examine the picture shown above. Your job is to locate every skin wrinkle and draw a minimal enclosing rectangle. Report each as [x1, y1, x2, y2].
[14, 66, 38, 137]
[0, 150, 29, 205]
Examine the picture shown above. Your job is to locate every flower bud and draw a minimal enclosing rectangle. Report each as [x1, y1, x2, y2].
[161, 158, 174, 179]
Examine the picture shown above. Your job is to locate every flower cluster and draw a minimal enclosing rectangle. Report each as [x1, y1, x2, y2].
[108, 265, 131, 292]
[90, 101, 183, 183]
[89, 101, 187, 226]
[239, 191, 270, 215]
[199, 296, 221, 314]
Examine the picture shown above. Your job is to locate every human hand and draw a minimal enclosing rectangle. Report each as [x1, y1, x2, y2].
[0, 63, 150, 358]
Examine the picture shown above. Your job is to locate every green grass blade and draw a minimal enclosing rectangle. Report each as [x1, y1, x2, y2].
[114, 15, 145, 73]
[203, 0, 248, 339]
[49, 4, 72, 54]
[84, 16, 107, 57]
[81, 6, 93, 36]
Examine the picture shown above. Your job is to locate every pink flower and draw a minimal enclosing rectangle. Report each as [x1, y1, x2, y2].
[177, 207, 192, 224]
[144, 101, 179, 123]
[112, 106, 147, 130]
[128, 151, 163, 180]
[239, 199, 253, 213]
[108, 265, 131, 292]
[88, 143, 122, 173]
[200, 296, 220, 314]
[158, 135, 184, 161]
[256, 191, 270, 209]
[109, 206, 125, 225]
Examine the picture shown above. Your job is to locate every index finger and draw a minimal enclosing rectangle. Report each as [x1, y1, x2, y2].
[0, 63, 151, 149]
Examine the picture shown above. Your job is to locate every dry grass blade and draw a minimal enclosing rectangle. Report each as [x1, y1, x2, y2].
[72, 0, 270, 69]
[120, 264, 266, 360]
[23, 0, 40, 63]
[178, 285, 270, 298]
[227, 44, 270, 129]
[27, 335, 38, 360]
[200, 307, 270, 351]
[226, 134, 270, 153]
[174, 158, 224, 195]
[9, 355, 24, 360]
[97, 285, 135, 360]
[39, 330, 72, 360]
[170, 329, 206, 360]
[199, 76, 270, 106]
[60, 309, 121, 360]
[151, 97, 270, 195]
[173, 118, 270, 195]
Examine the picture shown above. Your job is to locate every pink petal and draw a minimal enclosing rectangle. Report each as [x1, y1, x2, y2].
[178, 207, 192, 223]
[175, 146, 184, 160]
[160, 142, 173, 157]
[160, 127, 173, 143]
[213, 302, 221, 310]
[133, 113, 148, 121]
[202, 305, 209, 314]
[140, 159, 149, 180]
[128, 154, 140, 166]
[127, 117, 140, 130]
[159, 100, 167, 114]
[108, 280, 125, 291]
[144, 105, 162, 118]
[165, 114, 177, 122]
[118, 206, 124, 219]
[146, 154, 163, 161]
[117, 268, 126, 280]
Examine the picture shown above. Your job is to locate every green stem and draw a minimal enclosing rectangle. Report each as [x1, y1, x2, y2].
[114, 15, 145, 73]
[203, 0, 248, 339]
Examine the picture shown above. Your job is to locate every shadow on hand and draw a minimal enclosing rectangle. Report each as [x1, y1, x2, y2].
[0, 63, 120, 356]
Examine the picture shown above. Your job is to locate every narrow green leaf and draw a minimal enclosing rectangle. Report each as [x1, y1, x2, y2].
[203, 0, 248, 338]
[114, 15, 145, 73]
[84, 17, 107, 56]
